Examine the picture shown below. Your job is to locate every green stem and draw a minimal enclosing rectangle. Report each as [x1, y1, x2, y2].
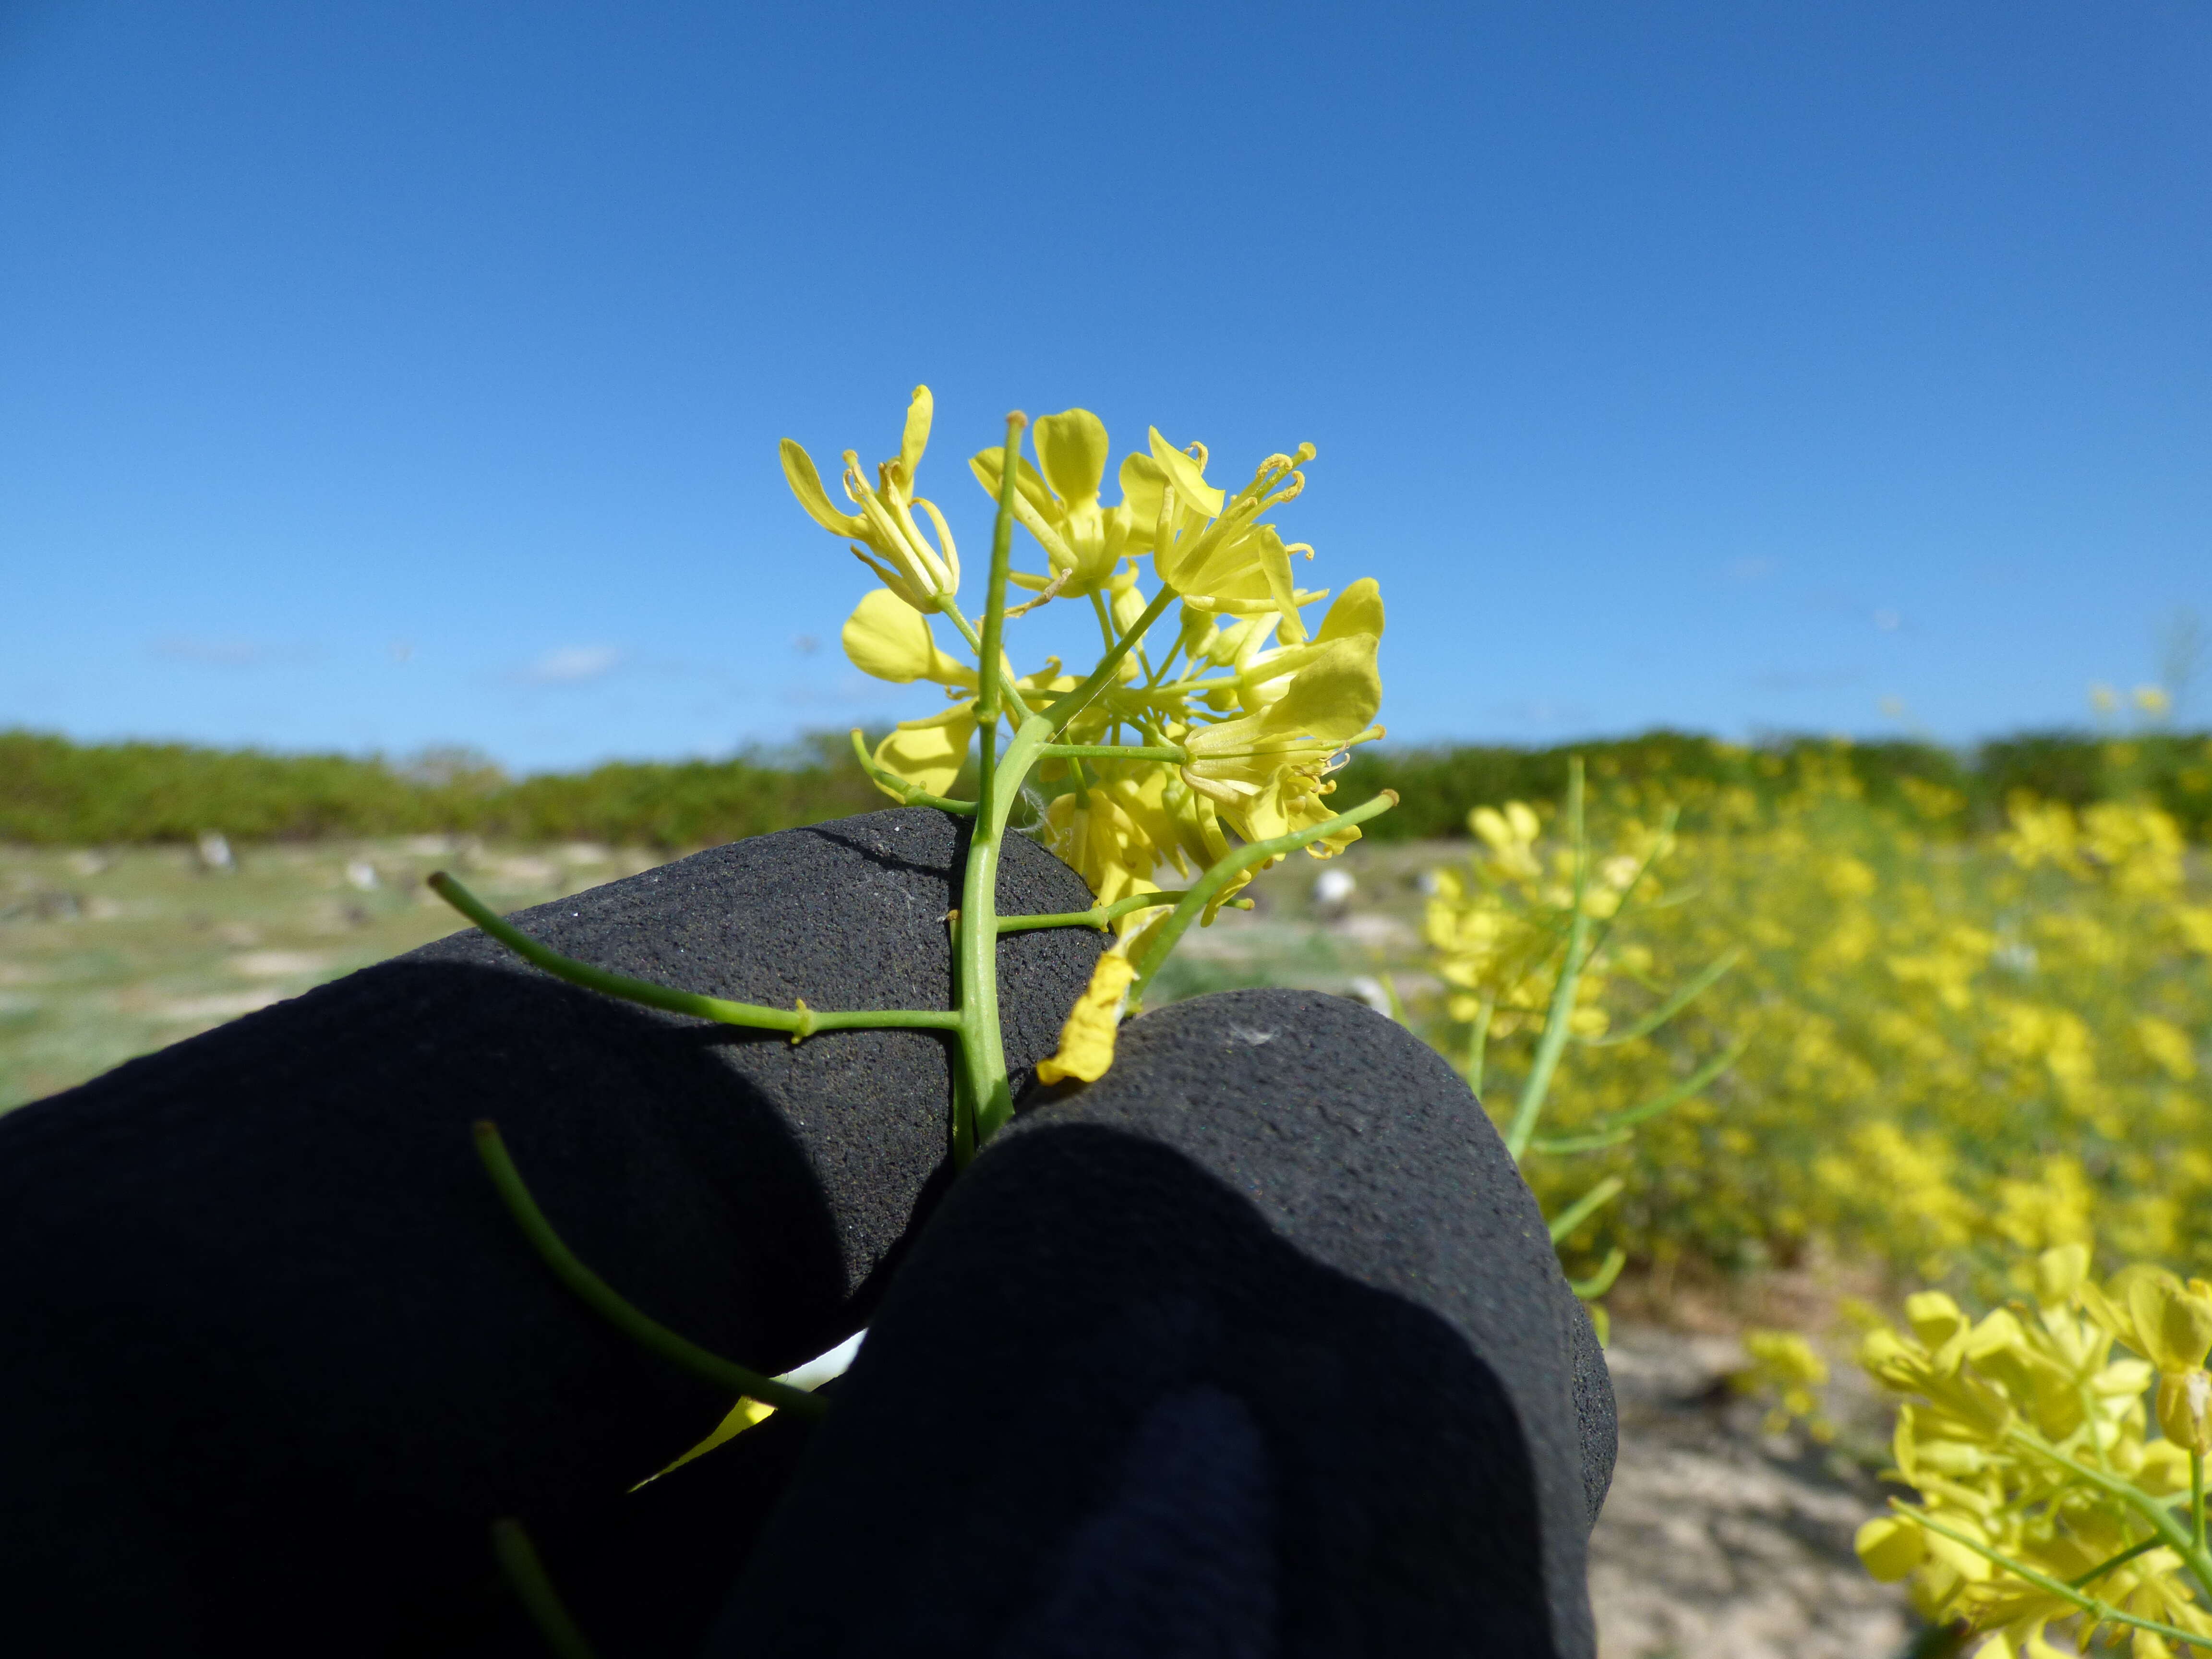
[429, 873, 958, 1040]
[936, 594, 1034, 726]
[849, 728, 976, 813]
[1578, 947, 1739, 1047]
[491, 1518, 601, 1659]
[473, 1122, 826, 1418]
[2009, 1424, 2212, 1607]
[1577, 803, 1680, 968]
[1125, 790, 1399, 1010]
[1504, 757, 1590, 1163]
[2068, 1534, 2163, 1589]
[1528, 1035, 1750, 1153]
[1039, 585, 1178, 736]
[1038, 743, 1187, 763]
[1466, 992, 1495, 1099]
[1568, 1246, 1628, 1299]
[1897, 1502, 2212, 1651]
[2196, 1449, 2206, 1552]
[957, 716, 1053, 1154]
[947, 413, 1029, 1164]
[994, 890, 1244, 934]
[1548, 1175, 1625, 1244]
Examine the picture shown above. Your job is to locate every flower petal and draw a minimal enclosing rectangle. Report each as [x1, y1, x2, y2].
[781, 439, 867, 537]
[873, 704, 977, 800]
[841, 589, 973, 685]
[1033, 408, 1110, 509]
[1035, 951, 1136, 1085]
[1147, 427, 1226, 518]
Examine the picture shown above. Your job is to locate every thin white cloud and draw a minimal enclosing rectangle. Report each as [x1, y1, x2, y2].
[520, 645, 624, 685]
[147, 635, 294, 667]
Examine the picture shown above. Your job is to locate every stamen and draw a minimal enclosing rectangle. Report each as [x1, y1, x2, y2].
[1007, 568, 1071, 618]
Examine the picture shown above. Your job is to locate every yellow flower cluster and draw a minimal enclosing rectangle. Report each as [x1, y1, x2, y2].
[1421, 754, 2212, 1289]
[1735, 1328, 1835, 1440]
[1424, 800, 1669, 1044]
[1854, 1245, 2212, 1658]
[784, 389, 1388, 932]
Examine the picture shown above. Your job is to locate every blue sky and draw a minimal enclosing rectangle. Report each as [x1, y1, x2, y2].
[2, 0, 2207, 772]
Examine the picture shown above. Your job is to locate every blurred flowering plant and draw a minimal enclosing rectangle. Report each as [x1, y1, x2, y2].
[1855, 1244, 2212, 1658]
[1421, 761, 1743, 1335]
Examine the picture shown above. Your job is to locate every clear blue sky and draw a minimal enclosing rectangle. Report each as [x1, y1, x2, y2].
[3, 0, 2207, 773]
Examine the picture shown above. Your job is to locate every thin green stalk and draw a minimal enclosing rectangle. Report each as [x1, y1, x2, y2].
[1125, 790, 1399, 1010]
[1569, 1247, 1627, 1299]
[2009, 1425, 2212, 1606]
[1548, 1175, 1625, 1244]
[1504, 758, 1590, 1163]
[1039, 585, 1178, 736]
[958, 716, 1052, 1152]
[1038, 743, 1187, 763]
[1577, 803, 1680, 967]
[1528, 1035, 1749, 1154]
[994, 890, 1250, 934]
[849, 728, 976, 813]
[2068, 1534, 2162, 1589]
[1578, 948, 1739, 1047]
[1378, 972, 1410, 1028]
[2196, 1450, 2206, 1552]
[491, 1518, 601, 1659]
[1089, 588, 1118, 655]
[473, 1122, 826, 1418]
[1466, 992, 1495, 1099]
[936, 594, 1034, 725]
[1897, 1503, 2211, 1651]
[948, 412, 1029, 1163]
[429, 873, 958, 1039]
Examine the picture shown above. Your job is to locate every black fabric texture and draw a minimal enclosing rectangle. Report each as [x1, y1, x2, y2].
[709, 987, 1611, 1659]
[0, 808, 1100, 1658]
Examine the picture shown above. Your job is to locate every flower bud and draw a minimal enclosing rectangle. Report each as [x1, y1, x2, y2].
[2155, 1366, 2212, 1456]
[1854, 1515, 1926, 1582]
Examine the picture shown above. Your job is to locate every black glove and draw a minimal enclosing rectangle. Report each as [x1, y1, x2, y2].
[0, 808, 1101, 1657]
[708, 987, 1613, 1659]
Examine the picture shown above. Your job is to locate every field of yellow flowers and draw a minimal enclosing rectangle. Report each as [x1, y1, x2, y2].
[1419, 746, 2212, 1299]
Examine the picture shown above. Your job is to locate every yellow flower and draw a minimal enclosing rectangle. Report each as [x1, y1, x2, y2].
[862, 662, 1075, 803]
[1122, 429, 1323, 642]
[1181, 631, 1383, 846]
[1040, 785, 1166, 923]
[781, 385, 961, 612]
[969, 408, 1133, 600]
[1856, 1516, 1927, 1581]
[1036, 949, 1136, 1085]
[1229, 579, 1385, 715]
[870, 704, 978, 801]
[840, 588, 975, 687]
[1040, 771, 1244, 932]
[2080, 1265, 2212, 1376]
[2079, 1267, 2212, 1453]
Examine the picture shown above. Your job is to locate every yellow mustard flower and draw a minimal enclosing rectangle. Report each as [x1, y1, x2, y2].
[840, 588, 975, 688]
[1122, 429, 1324, 642]
[781, 385, 961, 612]
[968, 407, 1135, 600]
[1035, 948, 1137, 1086]
[1181, 631, 1383, 845]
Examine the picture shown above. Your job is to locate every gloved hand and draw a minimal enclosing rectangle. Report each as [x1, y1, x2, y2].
[0, 808, 1102, 1657]
[708, 987, 1614, 1659]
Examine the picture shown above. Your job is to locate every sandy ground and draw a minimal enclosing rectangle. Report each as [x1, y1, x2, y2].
[1588, 1322, 1923, 1659]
